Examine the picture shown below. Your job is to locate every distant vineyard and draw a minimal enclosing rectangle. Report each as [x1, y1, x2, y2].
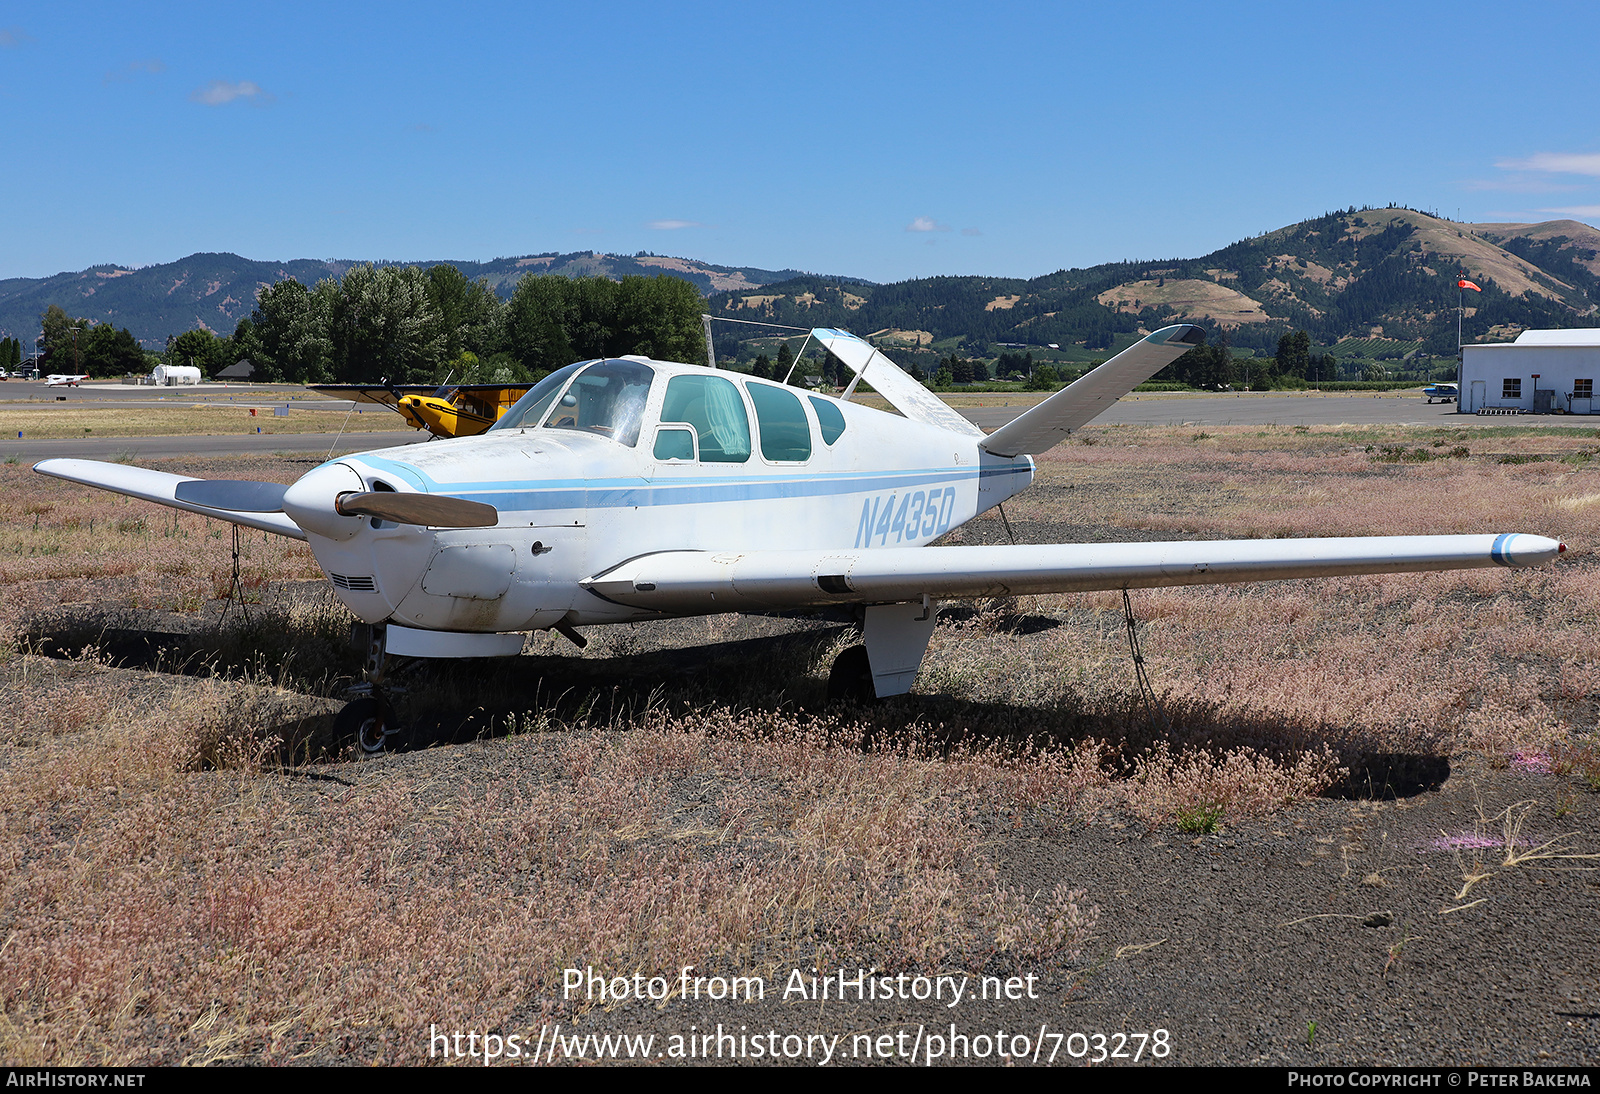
[1332, 338, 1425, 359]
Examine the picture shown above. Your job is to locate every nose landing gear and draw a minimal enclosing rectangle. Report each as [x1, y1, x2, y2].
[337, 622, 406, 756]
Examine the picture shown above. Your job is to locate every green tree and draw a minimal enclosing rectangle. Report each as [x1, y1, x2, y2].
[40, 305, 89, 371]
[503, 274, 577, 375]
[424, 264, 503, 363]
[1276, 329, 1311, 379]
[611, 275, 705, 363]
[167, 328, 231, 377]
[775, 341, 793, 382]
[329, 265, 444, 384]
[243, 278, 333, 382]
[77, 323, 147, 377]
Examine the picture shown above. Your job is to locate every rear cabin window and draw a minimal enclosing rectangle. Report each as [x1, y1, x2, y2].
[808, 396, 847, 445]
[747, 382, 812, 462]
[657, 374, 751, 463]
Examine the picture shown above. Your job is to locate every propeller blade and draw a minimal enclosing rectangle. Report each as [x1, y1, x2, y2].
[173, 479, 289, 513]
[335, 491, 498, 528]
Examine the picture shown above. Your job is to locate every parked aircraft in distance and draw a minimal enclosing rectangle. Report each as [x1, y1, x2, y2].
[45, 374, 87, 387]
[1423, 382, 1458, 403]
[311, 382, 534, 439]
[37, 325, 1563, 752]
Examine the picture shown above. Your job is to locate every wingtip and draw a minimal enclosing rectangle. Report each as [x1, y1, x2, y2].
[1145, 324, 1206, 346]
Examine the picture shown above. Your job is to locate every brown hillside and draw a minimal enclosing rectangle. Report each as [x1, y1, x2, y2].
[1096, 277, 1270, 327]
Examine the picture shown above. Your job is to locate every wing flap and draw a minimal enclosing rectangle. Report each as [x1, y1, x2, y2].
[979, 324, 1205, 457]
[583, 535, 1563, 614]
[34, 458, 306, 540]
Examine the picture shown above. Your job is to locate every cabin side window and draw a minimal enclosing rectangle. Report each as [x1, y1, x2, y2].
[808, 396, 847, 445]
[1503, 378, 1522, 400]
[746, 382, 813, 462]
[657, 374, 751, 463]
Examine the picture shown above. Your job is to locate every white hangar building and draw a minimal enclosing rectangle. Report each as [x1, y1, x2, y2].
[1460, 329, 1600, 414]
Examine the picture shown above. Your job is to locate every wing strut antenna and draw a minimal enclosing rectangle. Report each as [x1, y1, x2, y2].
[700, 315, 716, 369]
[701, 315, 811, 372]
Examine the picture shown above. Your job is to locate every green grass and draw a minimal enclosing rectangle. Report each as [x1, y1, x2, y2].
[1176, 803, 1224, 834]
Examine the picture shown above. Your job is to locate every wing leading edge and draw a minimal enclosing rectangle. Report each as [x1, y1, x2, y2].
[582, 534, 1563, 614]
[34, 458, 306, 540]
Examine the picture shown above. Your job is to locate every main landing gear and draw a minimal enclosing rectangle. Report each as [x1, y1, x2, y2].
[824, 599, 940, 705]
[825, 644, 875, 704]
[336, 622, 405, 756]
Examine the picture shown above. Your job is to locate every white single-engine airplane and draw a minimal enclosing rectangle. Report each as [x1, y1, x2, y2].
[36, 324, 1564, 751]
[45, 374, 88, 387]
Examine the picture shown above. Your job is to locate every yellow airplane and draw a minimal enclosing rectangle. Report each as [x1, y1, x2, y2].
[310, 382, 535, 439]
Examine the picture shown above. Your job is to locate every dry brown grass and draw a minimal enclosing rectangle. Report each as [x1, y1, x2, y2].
[2, 425, 1596, 1062]
[0, 405, 410, 440]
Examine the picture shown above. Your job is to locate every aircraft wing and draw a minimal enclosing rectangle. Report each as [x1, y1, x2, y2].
[978, 324, 1206, 457]
[308, 384, 428, 408]
[581, 534, 1562, 614]
[33, 458, 306, 540]
[810, 328, 986, 438]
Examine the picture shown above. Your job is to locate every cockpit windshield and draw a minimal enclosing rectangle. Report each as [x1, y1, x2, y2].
[540, 360, 654, 447]
[487, 359, 655, 447]
[489, 362, 587, 432]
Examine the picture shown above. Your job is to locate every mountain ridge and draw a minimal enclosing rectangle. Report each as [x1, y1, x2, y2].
[7, 207, 1600, 355]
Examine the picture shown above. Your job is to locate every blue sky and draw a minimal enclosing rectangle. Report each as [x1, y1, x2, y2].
[4, 0, 1600, 284]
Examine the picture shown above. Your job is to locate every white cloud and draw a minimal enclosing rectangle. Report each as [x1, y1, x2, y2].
[905, 216, 949, 233]
[649, 219, 702, 230]
[0, 27, 30, 48]
[1495, 152, 1600, 177]
[961, 227, 982, 237]
[190, 79, 271, 106]
[1538, 205, 1600, 218]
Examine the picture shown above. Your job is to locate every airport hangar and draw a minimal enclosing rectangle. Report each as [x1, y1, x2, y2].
[1460, 328, 1600, 414]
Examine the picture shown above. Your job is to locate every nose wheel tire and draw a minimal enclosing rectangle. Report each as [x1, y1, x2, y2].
[336, 696, 402, 756]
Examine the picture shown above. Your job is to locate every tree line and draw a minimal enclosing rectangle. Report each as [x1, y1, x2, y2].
[39, 265, 707, 384]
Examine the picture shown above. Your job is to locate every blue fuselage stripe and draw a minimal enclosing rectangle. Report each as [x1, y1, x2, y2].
[353, 456, 1030, 514]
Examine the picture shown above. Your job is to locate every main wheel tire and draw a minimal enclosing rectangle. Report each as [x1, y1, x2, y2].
[826, 644, 877, 705]
[336, 696, 401, 756]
